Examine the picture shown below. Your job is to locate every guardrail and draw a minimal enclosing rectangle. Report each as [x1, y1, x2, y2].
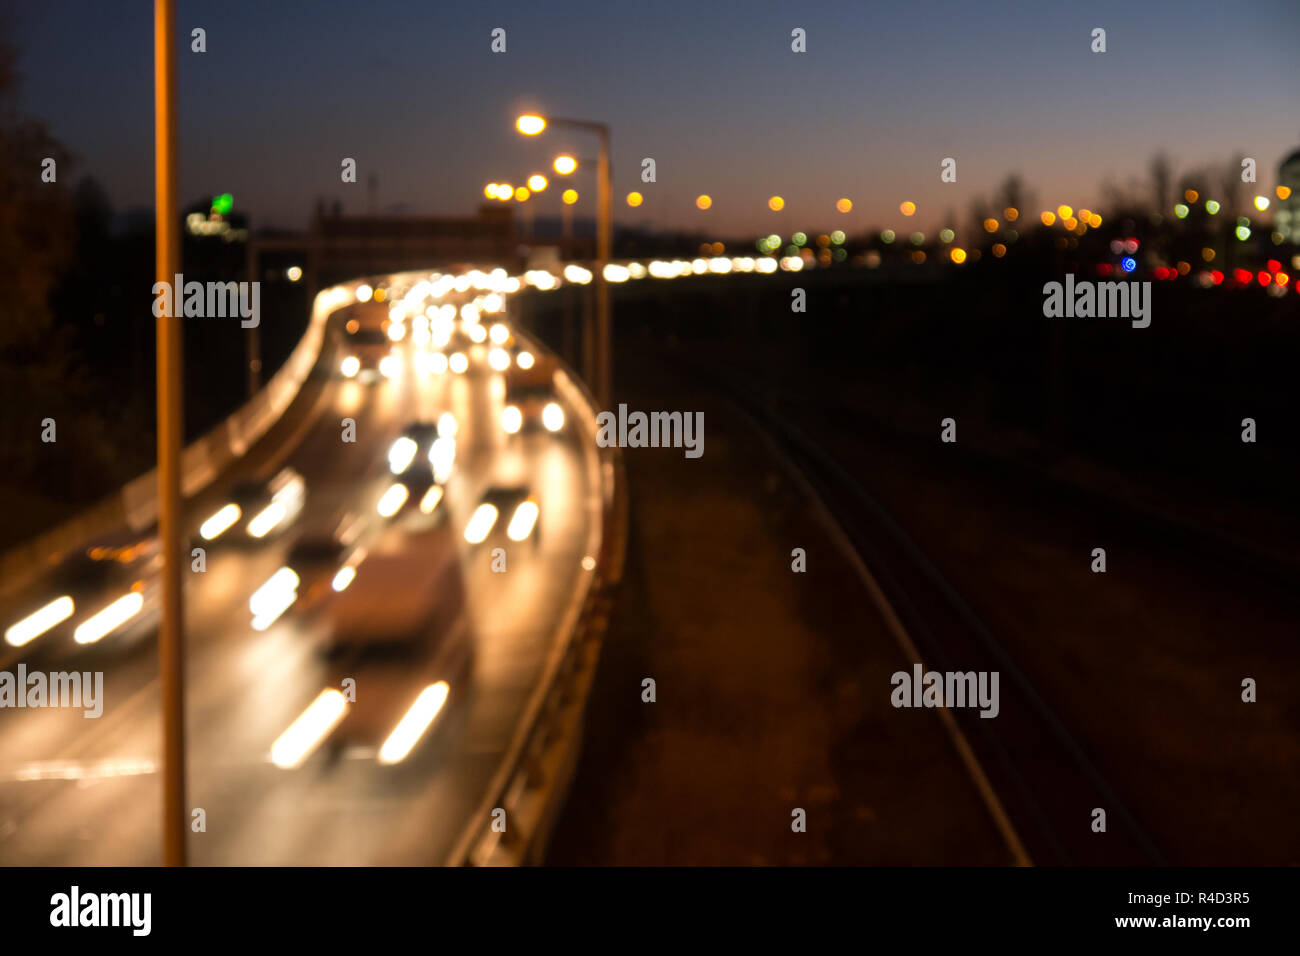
[443, 317, 628, 867]
[0, 283, 353, 599]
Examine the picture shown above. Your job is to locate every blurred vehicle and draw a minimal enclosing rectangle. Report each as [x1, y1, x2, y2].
[462, 484, 540, 547]
[4, 532, 163, 652]
[199, 467, 305, 545]
[313, 531, 473, 760]
[388, 420, 456, 484]
[501, 353, 564, 435]
[339, 327, 395, 383]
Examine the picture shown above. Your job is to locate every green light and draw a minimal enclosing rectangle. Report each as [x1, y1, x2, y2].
[785, 245, 799, 257]
[1205, 200, 1220, 215]
[1235, 226, 1251, 241]
[792, 232, 807, 247]
[212, 193, 233, 215]
[1174, 203, 1189, 219]
[830, 230, 845, 245]
[881, 229, 895, 244]
[939, 228, 955, 244]
[910, 232, 924, 246]
[833, 248, 847, 262]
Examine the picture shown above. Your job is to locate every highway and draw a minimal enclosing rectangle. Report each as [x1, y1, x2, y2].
[0, 272, 604, 864]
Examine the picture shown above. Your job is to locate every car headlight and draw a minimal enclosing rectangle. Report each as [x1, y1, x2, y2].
[502, 405, 522, 434]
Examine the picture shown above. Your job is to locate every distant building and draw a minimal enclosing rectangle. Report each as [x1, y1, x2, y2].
[247, 204, 524, 289]
[1277, 146, 1300, 243]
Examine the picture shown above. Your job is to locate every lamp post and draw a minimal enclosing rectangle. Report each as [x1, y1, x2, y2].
[153, 0, 187, 868]
[517, 114, 612, 406]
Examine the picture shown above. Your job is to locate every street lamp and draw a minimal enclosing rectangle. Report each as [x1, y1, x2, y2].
[527, 173, 548, 192]
[514, 111, 613, 406]
[553, 155, 578, 176]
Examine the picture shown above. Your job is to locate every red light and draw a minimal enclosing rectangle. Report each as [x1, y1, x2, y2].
[1097, 262, 1113, 276]
[1211, 270, 1224, 285]
[1257, 272, 1271, 286]
[1267, 259, 1282, 273]
[1277, 272, 1290, 286]
[1154, 267, 1166, 280]
[1233, 268, 1252, 285]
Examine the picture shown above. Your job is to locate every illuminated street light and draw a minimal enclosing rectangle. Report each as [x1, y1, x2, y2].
[696, 194, 712, 210]
[768, 196, 784, 211]
[627, 191, 643, 207]
[516, 114, 546, 135]
[836, 198, 852, 213]
[553, 155, 577, 175]
[562, 188, 578, 205]
[514, 186, 531, 202]
[513, 110, 614, 405]
[528, 173, 548, 192]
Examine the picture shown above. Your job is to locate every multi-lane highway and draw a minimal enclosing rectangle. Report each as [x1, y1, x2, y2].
[0, 271, 604, 864]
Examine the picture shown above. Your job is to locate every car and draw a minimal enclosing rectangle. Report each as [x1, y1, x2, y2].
[302, 531, 473, 762]
[199, 466, 305, 545]
[462, 484, 540, 547]
[387, 421, 455, 484]
[3, 532, 165, 653]
[501, 353, 564, 435]
[338, 327, 397, 382]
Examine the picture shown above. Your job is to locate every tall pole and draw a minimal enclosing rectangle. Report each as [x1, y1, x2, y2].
[154, 0, 187, 867]
[595, 125, 611, 406]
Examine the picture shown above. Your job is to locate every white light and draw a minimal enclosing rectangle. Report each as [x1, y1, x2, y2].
[502, 405, 522, 434]
[483, 293, 503, 313]
[356, 284, 373, 303]
[627, 262, 647, 279]
[247, 501, 287, 539]
[429, 352, 449, 374]
[516, 351, 535, 370]
[429, 437, 455, 483]
[437, 412, 458, 438]
[411, 325, 431, 348]
[249, 567, 299, 630]
[563, 265, 592, 284]
[449, 352, 469, 374]
[542, 402, 565, 432]
[378, 354, 400, 379]
[467, 323, 487, 343]
[340, 355, 360, 378]
[377, 482, 410, 518]
[489, 323, 509, 344]
[271, 689, 348, 769]
[709, 257, 732, 274]
[378, 682, 450, 764]
[286, 266, 303, 282]
[460, 303, 479, 323]
[388, 436, 418, 474]
[73, 592, 144, 644]
[603, 263, 630, 283]
[488, 347, 510, 371]
[6, 596, 74, 647]
[464, 503, 499, 544]
[419, 484, 444, 514]
[386, 322, 405, 342]
[331, 566, 357, 592]
[507, 500, 540, 541]
[200, 503, 241, 540]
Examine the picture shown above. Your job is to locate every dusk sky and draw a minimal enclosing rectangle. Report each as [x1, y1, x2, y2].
[10, 0, 1299, 236]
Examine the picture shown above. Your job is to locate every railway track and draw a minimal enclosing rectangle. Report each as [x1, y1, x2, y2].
[714, 372, 1167, 866]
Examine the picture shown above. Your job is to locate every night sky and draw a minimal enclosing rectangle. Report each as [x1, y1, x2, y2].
[10, 0, 1299, 235]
